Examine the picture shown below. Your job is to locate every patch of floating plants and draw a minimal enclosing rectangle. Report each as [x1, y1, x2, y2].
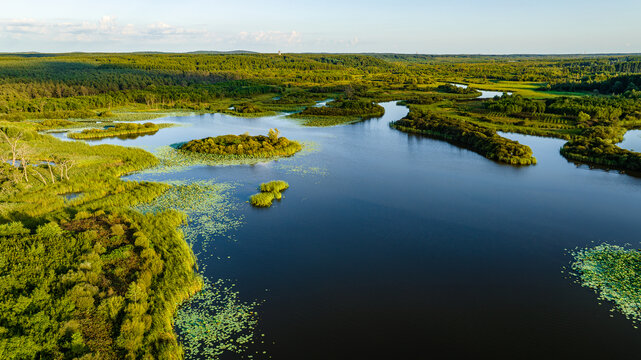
[175, 279, 262, 359]
[134, 180, 243, 261]
[570, 243, 641, 326]
[250, 180, 290, 208]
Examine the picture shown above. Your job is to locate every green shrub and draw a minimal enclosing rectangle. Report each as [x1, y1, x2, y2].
[260, 180, 289, 193]
[250, 180, 290, 207]
[250, 192, 275, 207]
[180, 129, 302, 158]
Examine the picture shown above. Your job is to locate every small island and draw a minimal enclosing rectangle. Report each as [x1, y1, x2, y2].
[224, 103, 276, 117]
[291, 99, 385, 126]
[68, 122, 165, 139]
[179, 129, 302, 158]
[250, 180, 290, 207]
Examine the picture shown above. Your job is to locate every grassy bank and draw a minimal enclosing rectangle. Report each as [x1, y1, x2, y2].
[0, 123, 201, 358]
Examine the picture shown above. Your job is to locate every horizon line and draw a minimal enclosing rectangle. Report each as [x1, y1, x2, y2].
[1, 51, 641, 57]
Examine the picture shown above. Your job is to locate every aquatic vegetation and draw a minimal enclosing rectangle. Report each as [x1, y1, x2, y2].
[276, 164, 328, 176]
[175, 279, 261, 359]
[570, 243, 641, 324]
[139, 145, 291, 175]
[180, 129, 302, 158]
[68, 122, 168, 139]
[250, 180, 290, 207]
[134, 180, 243, 260]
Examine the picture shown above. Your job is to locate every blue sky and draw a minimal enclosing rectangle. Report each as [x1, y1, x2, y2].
[1, 0, 639, 54]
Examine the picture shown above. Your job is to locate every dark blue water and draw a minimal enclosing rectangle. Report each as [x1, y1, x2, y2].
[65, 103, 641, 359]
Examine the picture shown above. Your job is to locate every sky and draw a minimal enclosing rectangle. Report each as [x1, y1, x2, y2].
[0, 0, 640, 54]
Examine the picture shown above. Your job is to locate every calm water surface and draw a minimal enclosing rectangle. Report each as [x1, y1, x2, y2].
[60, 103, 641, 358]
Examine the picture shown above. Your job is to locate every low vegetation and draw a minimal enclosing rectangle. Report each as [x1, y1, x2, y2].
[68, 122, 166, 140]
[0, 210, 201, 359]
[180, 129, 302, 158]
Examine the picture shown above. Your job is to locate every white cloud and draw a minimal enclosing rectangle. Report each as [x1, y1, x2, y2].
[237, 30, 301, 45]
[0, 17, 307, 51]
[0, 16, 214, 44]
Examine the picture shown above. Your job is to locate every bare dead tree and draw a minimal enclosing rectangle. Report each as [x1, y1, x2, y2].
[60, 159, 74, 180]
[0, 129, 22, 167]
[45, 157, 57, 183]
[16, 146, 29, 183]
[30, 167, 47, 185]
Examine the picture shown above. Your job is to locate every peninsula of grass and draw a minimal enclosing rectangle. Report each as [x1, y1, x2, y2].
[250, 180, 289, 207]
[290, 99, 385, 126]
[179, 129, 302, 158]
[68, 122, 168, 139]
[391, 108, 537, 166]
[559, 127, 641, 172]
[223, 103, 276, 117]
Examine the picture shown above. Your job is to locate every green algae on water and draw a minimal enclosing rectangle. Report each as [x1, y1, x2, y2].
[570, 243, 641, 324]
[134, 180, 243, 260]
[174, 279, 261, 359]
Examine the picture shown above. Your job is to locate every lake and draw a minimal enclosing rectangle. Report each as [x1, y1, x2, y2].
[452, 83, 512, 98]
[60, 102, 641, 358]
